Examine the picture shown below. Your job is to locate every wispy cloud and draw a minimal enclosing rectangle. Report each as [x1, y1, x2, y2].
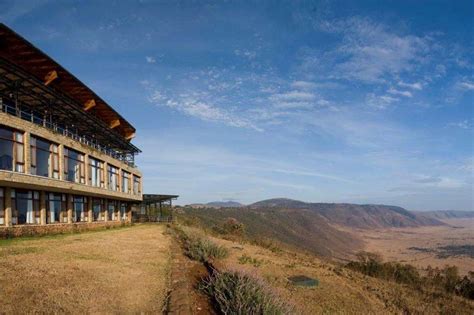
[398, 81, 423, 90]
[446, 120, 471, 129]
[366, 93, 399, 109]
[387, 88, 413, 97]
[458, 81, 474, 90]
[146, 56, 156, 63]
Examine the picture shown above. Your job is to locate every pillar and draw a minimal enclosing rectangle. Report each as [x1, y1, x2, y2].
[104, 199, 108, 222]
[84, 154, 90, 185]
[24, 131, 31, 174]
[103, 162, 108, 190]
[87, 196, 93, 223]
[67, 194, 73, 224]
[58, 144, 64, 180]
[126, 203, 133, 223]
[4, 187, 12, 227]
[40, 191, 46, 225]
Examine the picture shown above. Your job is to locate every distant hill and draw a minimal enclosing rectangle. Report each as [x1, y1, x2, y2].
[206, 201, 243, 208]
[178, 206, 362, 259]
[179, 198, 448, 259]
[415, 210, 474, 220]
[250, 198, 444, 229]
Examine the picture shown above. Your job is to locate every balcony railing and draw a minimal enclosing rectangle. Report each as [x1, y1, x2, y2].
[0, 101, 136, 167]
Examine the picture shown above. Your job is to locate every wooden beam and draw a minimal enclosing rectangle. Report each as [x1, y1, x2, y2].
[125, 132, 135, 141]
[84, 99, 96, 111]
[109, 119, 121, 129]
[44, 70, 58, 86]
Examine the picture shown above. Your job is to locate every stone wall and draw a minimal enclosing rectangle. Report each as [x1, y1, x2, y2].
[0, 221, 130, 239]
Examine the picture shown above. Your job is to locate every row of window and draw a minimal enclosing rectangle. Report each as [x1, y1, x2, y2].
[0, 188, 128, 225]
[0, 125, 141, 195]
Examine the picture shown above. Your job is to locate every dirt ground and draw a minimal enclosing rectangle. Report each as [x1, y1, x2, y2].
[0, 224, 172, 313]
[353, 218, 474, 275]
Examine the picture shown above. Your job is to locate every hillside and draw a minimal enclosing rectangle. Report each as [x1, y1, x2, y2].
[178, 206, 362, 259]
[415, 210, 474, 220]
[206, 201, 243, 208]
[250, 198, 444, 229]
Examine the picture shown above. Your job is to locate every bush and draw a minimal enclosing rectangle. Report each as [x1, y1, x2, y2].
[200, 270, 292, 315]
[238, 254, 264, 267]
[185, 235, 229, 263]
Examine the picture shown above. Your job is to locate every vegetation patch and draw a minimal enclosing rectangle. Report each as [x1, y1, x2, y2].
[200, 269, 292, 314]
[238, 254, 264, 267]
[174, 226, 229, 263]
[346, 251, 474, 300]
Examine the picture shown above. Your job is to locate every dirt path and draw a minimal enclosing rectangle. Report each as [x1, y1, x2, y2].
[0, 224, 172, 313]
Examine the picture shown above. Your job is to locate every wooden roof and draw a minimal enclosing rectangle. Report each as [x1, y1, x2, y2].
[0, 23, 136, 141]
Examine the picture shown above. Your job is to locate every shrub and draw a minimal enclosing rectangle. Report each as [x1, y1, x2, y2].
[185, 235, 229, 263]
[200, 270, 292, 315]
[238, 254, 264, 267]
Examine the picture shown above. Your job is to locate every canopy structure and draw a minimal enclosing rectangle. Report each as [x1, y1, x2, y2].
[0, 23, 140, 164]
[143, 194, 179, 204]
[134, 194, 179, 223]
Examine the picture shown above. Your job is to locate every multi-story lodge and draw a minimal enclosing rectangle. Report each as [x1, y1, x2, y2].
[0, 24, 144, 228]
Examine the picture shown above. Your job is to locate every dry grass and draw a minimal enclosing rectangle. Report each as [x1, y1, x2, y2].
[201, 229, 474, 314]
[0, 224, 172, 313]
[352, 218, 474, 275]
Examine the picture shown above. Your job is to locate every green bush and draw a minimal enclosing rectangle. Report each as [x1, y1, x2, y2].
[200, 270, 292, 315]
[238, 254, 264, 267]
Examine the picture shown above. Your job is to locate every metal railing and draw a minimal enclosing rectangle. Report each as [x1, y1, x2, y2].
[0, 100, 136, 167]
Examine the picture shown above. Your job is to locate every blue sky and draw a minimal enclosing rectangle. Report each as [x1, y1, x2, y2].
[2, 1, 473, 210]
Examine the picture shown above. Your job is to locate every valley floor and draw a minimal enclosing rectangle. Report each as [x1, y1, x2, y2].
[0, 224, 172, 313]
[352, 218, 474, 274]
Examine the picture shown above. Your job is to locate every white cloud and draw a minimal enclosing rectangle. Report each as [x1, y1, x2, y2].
[387, 88, 413, 98]
[398, 81, 423, 90]
[458, 81, 474, 90]
[146, 56, 156, 63]
[234, 49, 257, 60]
[446, 120, 470, 129]
[270, 90, 317, 109]
[149, 91, 263, 131]
[291, 80, 317, 90]
[366, 93, 399, 109]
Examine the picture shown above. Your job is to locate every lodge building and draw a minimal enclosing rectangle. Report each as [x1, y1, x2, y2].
[0, 24, 145, 229]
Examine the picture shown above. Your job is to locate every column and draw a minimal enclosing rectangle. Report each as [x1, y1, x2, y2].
[104, 199, 108, 222]
[126, 203, 133, 223]
[84, 154, 90, 185]
[115, 201, 120, 221]
[58, 144, 64, 180]
[67, 194, 73, 224]
[40, 191, 46, 225]
[5, 187, 12, 227]
[87, 196, 93, 223]
[24, 131, 31, 174]
[103, 162, 108, 190]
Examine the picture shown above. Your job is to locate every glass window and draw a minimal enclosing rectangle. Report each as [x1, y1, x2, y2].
[64, 147, 85, 184]
[120, 203, 127, 220]
[108, 165, 119, 191]
[73, 196, 87, 222]
[122, 171, 130, 193]
[108, 201, 116, 221]
[12, 189, 39, 225]
[47, 193, 64, 224]
[93, 198, 103, 221]
[30, 136, 56, 178]
[0, 126, 24, 172]
[89, 157, 105, 187]
[133, 176, 141, 195]
[0, 188, 4, 225]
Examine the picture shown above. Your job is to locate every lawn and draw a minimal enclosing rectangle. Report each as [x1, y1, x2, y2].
[0, 224, 172, 313]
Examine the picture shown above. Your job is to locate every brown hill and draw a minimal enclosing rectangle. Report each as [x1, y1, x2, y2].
[250, 198, 444, 229]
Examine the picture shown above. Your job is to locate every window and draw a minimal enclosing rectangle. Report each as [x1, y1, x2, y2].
[12, 189, 40, 225]
[30, 136, 58, 178]
[0, 188, 4, 225]
[89, 157, 105, 187]
[133, 176, 141, 195]
[120, 203, 127, 221]
[64, 148, 85, 184]
[122, 171, 130, 193]
[108, 165, 119, 191]
[108, 201, 116, 221]
[47, 193, 65, 224]
[92, 198, 103, 221]
[0, 126, 24, 172]
[73, 196, 87, 222]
